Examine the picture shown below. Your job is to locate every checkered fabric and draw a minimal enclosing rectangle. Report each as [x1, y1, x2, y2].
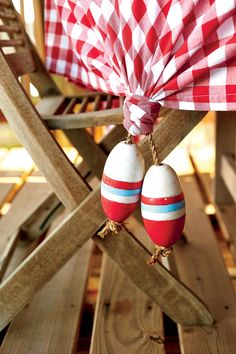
[45, 0, 236, 135]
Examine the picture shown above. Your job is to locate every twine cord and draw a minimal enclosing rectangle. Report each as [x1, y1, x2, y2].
[125, 133, 133, 144]
[148, 133, 160, 165]
[147, 245, 173, 265]
[98, 220, 125, 238]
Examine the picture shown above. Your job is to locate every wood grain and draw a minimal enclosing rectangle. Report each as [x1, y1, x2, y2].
[0, 108, 210, 329]
[90, 255, 165, 354]
[0, 185, 213, 329]
[1, 211, 93, 354]
[0, 186, 103, 330]
[173, 173, 236, 353]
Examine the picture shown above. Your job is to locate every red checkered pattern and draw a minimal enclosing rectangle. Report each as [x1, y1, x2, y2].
[45, 0, 236, 135]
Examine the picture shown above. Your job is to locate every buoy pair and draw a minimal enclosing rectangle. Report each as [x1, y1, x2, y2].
[100, 140, 185, 263]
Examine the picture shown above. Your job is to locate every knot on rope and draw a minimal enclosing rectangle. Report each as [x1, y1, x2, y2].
[123, 95, 161, 136]
[98, 220, 124, 238]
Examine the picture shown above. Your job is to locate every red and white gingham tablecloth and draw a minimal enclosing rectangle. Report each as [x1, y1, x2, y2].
[45, 0, 236, 135]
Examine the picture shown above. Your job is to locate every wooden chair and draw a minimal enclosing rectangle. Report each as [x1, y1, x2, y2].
[2, 1, 236, 347]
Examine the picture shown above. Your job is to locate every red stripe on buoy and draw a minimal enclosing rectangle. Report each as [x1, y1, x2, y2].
[143, 215, 185, 247]
[101, 197, 138, 223]
[103, 175, 143, 190]
[141, 192, 184, 205]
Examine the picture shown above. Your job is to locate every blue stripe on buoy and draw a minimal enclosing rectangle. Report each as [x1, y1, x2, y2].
[101, 182, 141, 197]
[141, 200, 185, 213]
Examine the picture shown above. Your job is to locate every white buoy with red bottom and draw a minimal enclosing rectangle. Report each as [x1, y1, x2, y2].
[141, 164, 185, 263]
[99, 140, 145, 236]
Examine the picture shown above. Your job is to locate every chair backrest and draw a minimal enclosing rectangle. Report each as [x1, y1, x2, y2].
[0, 0, 36, 76]
[0, 0, 60, 97]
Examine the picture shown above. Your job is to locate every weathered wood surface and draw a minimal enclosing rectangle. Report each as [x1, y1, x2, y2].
[173, 173, 236, 353]
[0, 108, 211, 329]
[0, 50, 88, 210]
[90, 255, 165, 354]
[0, 186, 102, 330]
[44, 108, 124, 129]
[1, 209, 93, 354]
[91, 214, 165, 354]
[214, 112, 236, 204]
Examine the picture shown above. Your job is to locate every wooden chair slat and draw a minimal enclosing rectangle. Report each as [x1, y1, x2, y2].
[0, 10, 16, 20]
[0, 24, 20, 33]
[0, 0, 11, 8]
[0, 38, 24, 47]
[43, 108, 123, 130]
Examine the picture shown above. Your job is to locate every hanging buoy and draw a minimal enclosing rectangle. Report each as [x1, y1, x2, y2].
[99, 139, 145, 237]
[141, 164, 185, 263]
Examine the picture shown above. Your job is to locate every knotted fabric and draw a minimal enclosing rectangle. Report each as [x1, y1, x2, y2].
[123, 95, 161, 135]
[45, 0, 236, 135]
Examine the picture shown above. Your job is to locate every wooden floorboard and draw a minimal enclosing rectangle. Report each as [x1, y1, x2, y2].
[90, 254, 165, 354]
[1, 209, 93, 354]
[174, 173, 236, 353]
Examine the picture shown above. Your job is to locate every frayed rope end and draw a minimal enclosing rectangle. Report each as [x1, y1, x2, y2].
[98, 220, 124, 238]
[147, 245, 173, 265]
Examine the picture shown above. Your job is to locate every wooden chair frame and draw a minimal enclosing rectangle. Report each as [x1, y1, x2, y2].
[0, 0, 215, 331]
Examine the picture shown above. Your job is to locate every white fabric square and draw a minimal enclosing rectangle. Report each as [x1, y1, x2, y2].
[210, 67, 227, 86]
[217, 18, 235, 39]
[215, 0, 235, 17]
[167, 2, 182, 30]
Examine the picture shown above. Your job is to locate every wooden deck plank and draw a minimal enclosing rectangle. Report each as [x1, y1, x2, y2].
[172, 172, 236, 353]
[1, 211, 92, 354]
[90, 255, 165, 354]
[91, 214, 165, 354]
